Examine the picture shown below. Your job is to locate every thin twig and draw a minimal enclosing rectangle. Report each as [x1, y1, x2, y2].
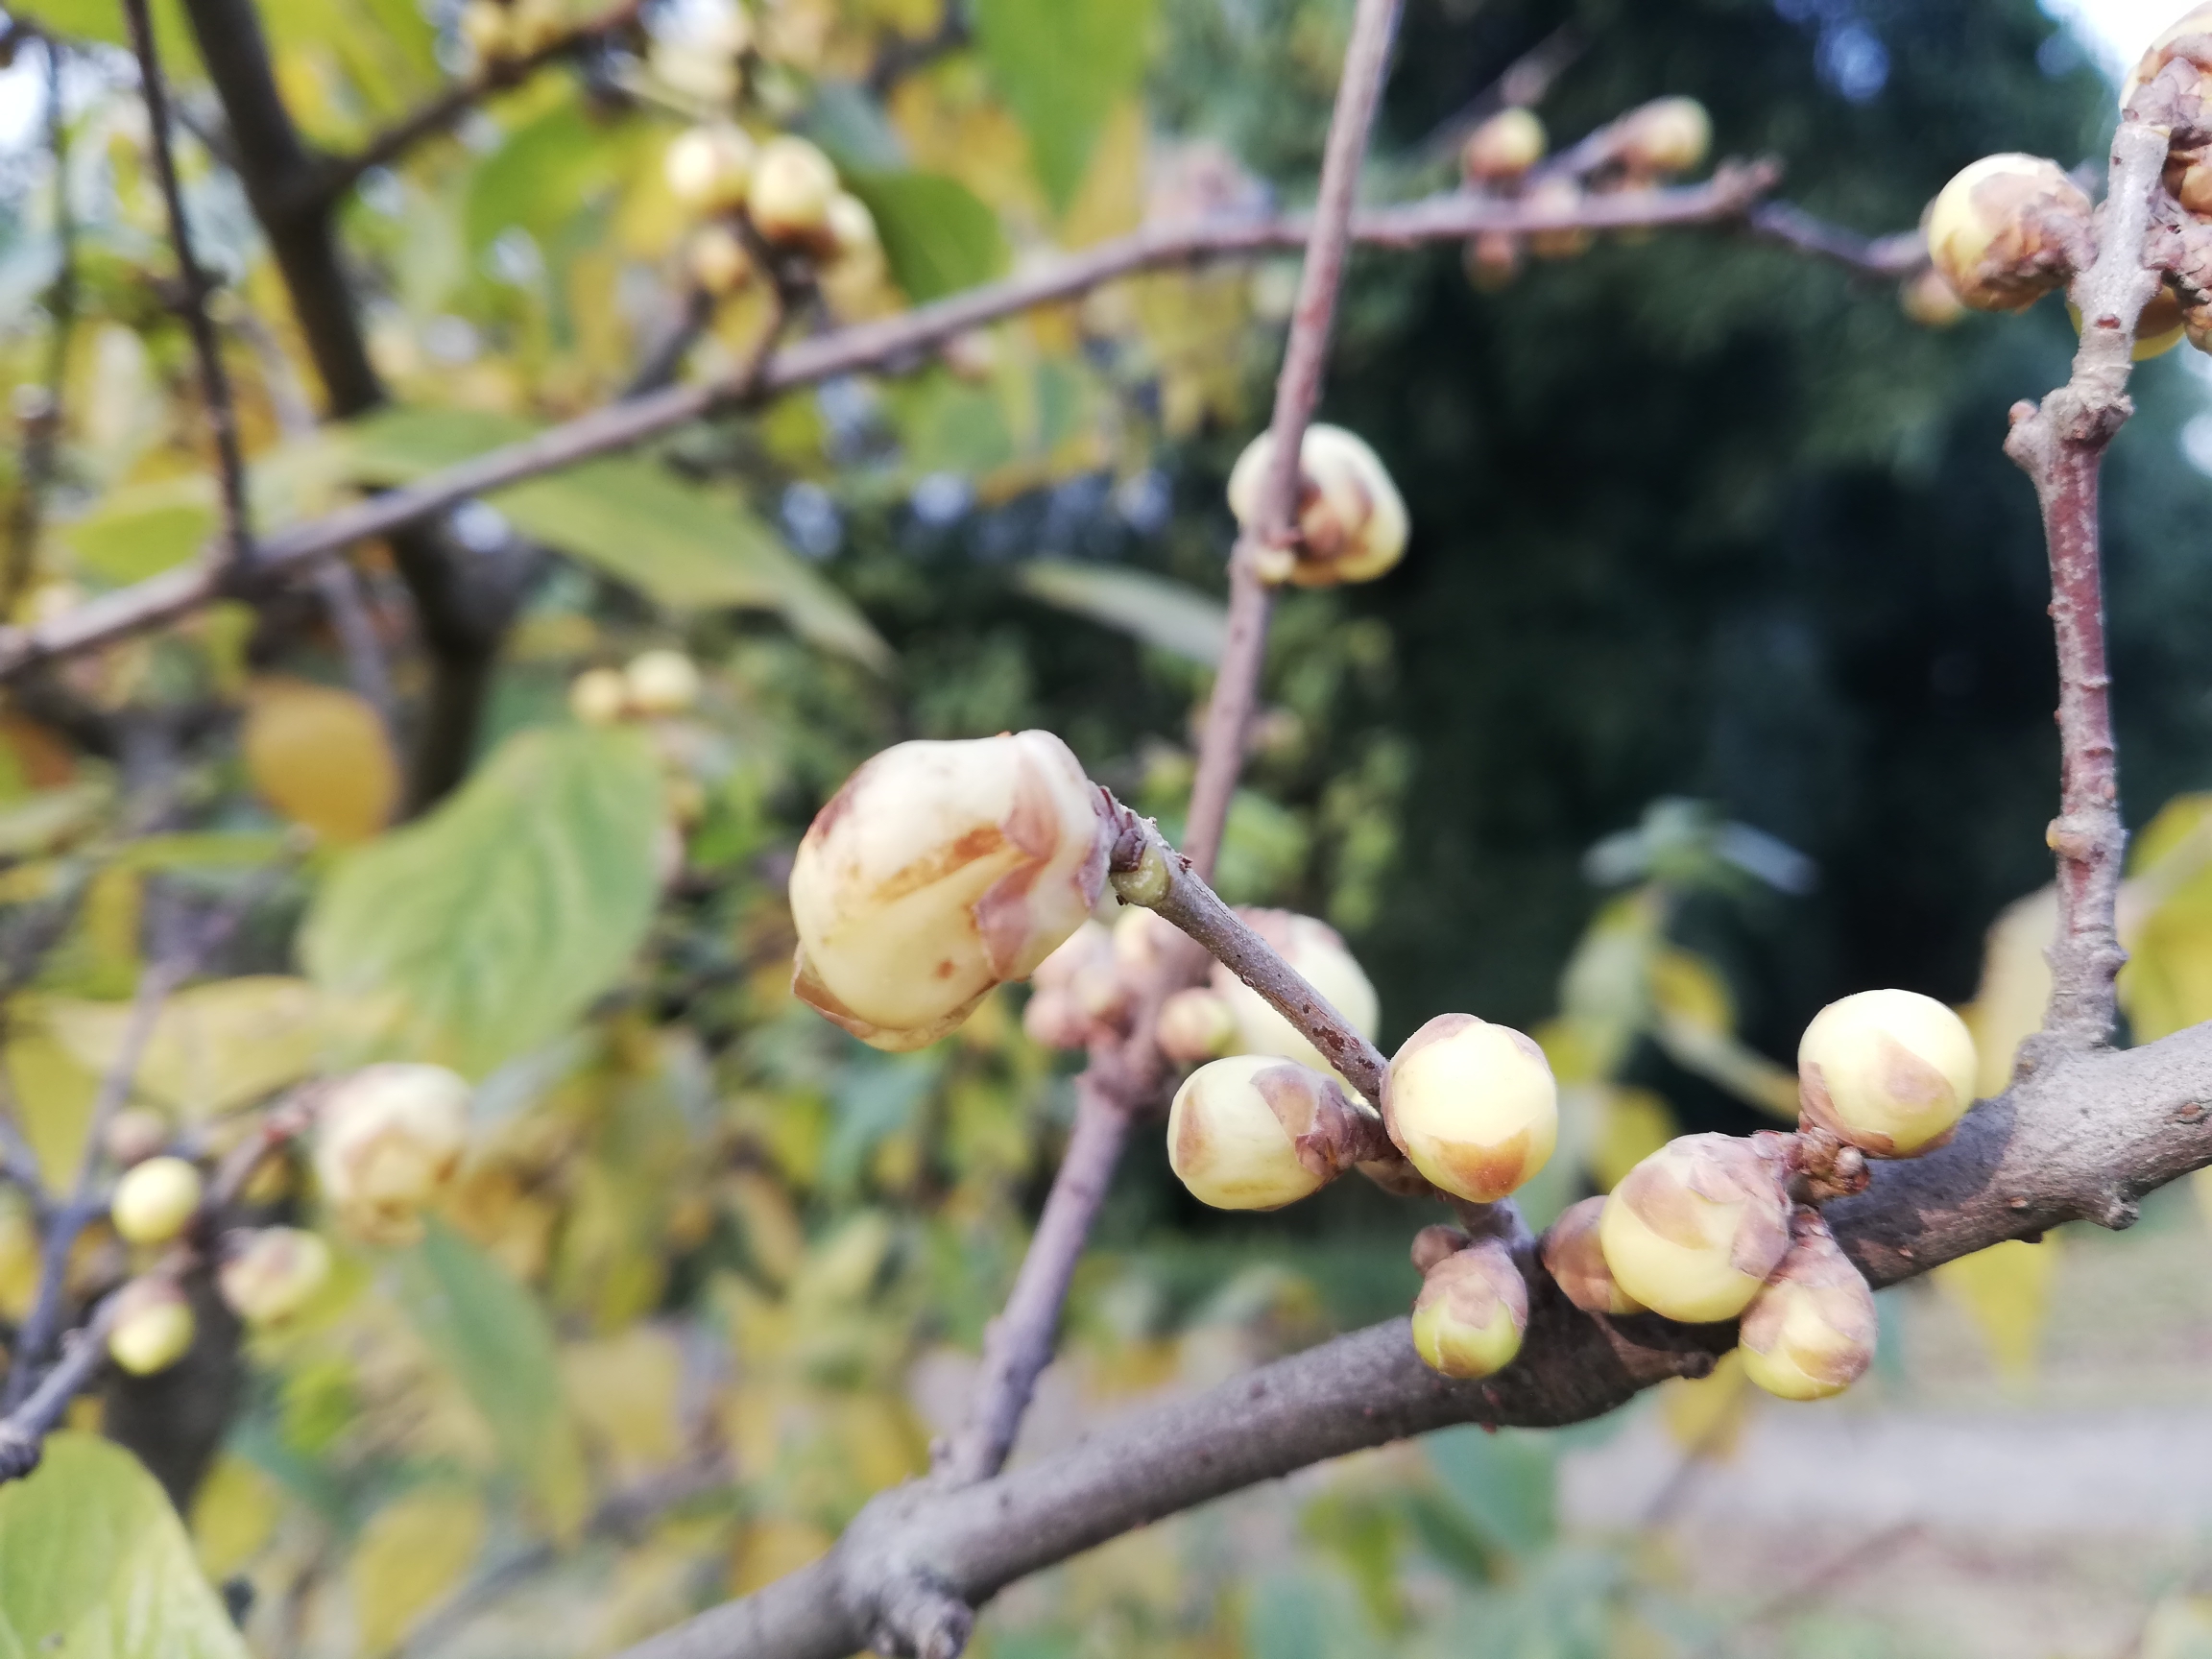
[625, 287, 717, 398]
[121, 0, 252, 579]
[0, 1292, 114, 1479]
[2, 38, 78, 617]
[1746, 200, 1924, 277]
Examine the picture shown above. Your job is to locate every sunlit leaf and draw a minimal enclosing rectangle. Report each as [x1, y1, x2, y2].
[37, 976, 324, 1120]
[58, 476, 212, 585]
[0, 1432, 249, 1659]
[842, 170, 1009, 302]
[188, 1455, 280, 1582]
[348, 1486, 486, 1654]
[243, 676, 399, 846]
[974, 0, 1158, 212]
[2, 1027, 97, 1186]
[1933, 1237, 2056, 1385]
[1658, 1350, 1748, 1458]
[1015, 559, 1226, 664]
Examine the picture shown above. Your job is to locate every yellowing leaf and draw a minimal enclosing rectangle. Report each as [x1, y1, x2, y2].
[564, 1327, 684, 1480]
[1933, 1237, 2056, 1384]
[1962, 886, 2056, 1096]
[1659, 1351, 1747, 1459]
[189, 1455, 281, 1581]
[1591, 1085, 1677, 1192]
[3, 1029, 96, 1185]
[37, 977, 324, 1120]
[1647, 949, 1732, 1035]
[348, 1487, 485, 1655]
[730, 1518, 832, 1597]
[243, 676, 398, 845]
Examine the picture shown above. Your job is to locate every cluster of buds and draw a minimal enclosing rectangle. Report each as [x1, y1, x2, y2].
[1167, 1055, 1392, 1210]
[1225, 424, 1409, 588]
[789, 732, 1113, 1050]
[569, 649, 703, 726]
[664, 124, 887, 311]
[458, 0, 568, 66]
[2126, 6, 2212, 352]
[1154, 910, 1381, 1078]
[314, 1064, 472, 1246]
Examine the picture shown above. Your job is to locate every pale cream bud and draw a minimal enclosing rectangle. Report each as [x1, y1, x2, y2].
[1796, 988, 1978, 1157]
[1616, 97, 1712, 176]
[1382, 1014, 1557, 1204]
[825, 192, 879, 261]
[1541, 1194, 1643, 1316]
[664, 124, 756, 213]
[218, 1227, 333, 1326]
[1410, 1240, 1527, 1379]
[1209, 910, 1380, 1076]
[2123, 5, 2212, 110]
[1924, 155, 2089, 313]
[509, 0, 565, 54]
[1900, 266, 1967, 328]
[1225, 424, 1410, 588]
[459, 0, 514, 62]
[102, 1106, 171, 1168]
[1157, 987, 1238, 1064]
[110, 1156, 204, 1247]
[1460, 108, 1547, 185]
[2069, 282, 2188, 360]
[688, 223, 756, 297]
[789, 732, 1112, 1050]
[1525, 175, 1593, 259]
[749, 136, 839, 248]
[1022, 921, 1124, 1048]
[623, 648, 701, 716]
[569, 666, 630, 726]
[108, 1277, 194, 1376]
[1739, 1210, 1877, 1401]
[315, 1064, 470, 1246]
[1167, 1055, 1381, 1211]
[1598, 1133, 1790, 1323]
[1409, 1222, 1472, 1276]
[1111, 907, 1179, 976]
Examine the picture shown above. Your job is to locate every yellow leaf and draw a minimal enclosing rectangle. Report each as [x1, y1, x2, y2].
[1647, 949, 1733, 1035]
[2, 1029, 96, 1185]
[243, 675, 398, 845]
[1934, 1237, 2056, 1384]
[37, 977, 324, 1119]
[730, 1517, 831, 1597]
[0, 1193, 38, 1323]
[790, 1212, 893, 1307]
[1058, 98, 1145, 248]
[1961, 886, 2056, 1097]
[1659, 1351, 1747, 1459]
[724, 1169, 805, 1286]
[347, 1487, 486, 1655]
[190, 1455, 280, 1580]
[564, 1327, 684, 1480]
[1591, 1085, 1677, 1192]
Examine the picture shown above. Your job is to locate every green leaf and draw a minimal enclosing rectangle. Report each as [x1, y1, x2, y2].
[842, 171, 1009, 302]
[1016, 560, 1227, 664]
[396, 1222, 588, 1532]
[301, 725, 664, 1077]
[340, 407, 889, 668]
[1426, 1426, 1556, 1559]
[59, 478, 213, 586]
[464, 102, 628, 257]
[0, 1432, 250, 1659]
[974, 0, 1156, 212]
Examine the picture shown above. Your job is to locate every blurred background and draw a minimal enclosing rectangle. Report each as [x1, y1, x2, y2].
[6, 0, 2212, 1653]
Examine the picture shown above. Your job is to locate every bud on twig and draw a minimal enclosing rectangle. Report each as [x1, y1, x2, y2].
[1924, 154, 2089, 313]
[1167, 1055, 1388, 1211]
[1738, 1210, 1877, 1401]
[1599, 1133, 1791, 1322]
[315, 1064, 470, 1246]
[569, 666, 630, 726]
[1382, 1014, 1557, 1204]
[1540, 1194, 1644, 1316]
[1226, 424, 1409, 588]
[218, 1226, 332, 1326]
[1208, 910, 1379, 1077]
[110, 1156, 204, 1247]
[1899, 266, 1967, 328]
[1157, 987, 1238, 1063]
[1410, 1240, 1527, 1379]
[1796, 988, 1978, 1158]
[1021, 922, 1126, 1050]
[790, 733, 1112, 1050]
[1616, 97, 1712, 178]
[2123, 6, 2212, 112]
[624, 649, 701, 716]
[750, 136, 840, 250]
[108, 1276, 194, 1376]
[1460, 108, 1547, 185]
[665, 123, 757, 213]
[1409, 1222, 1472, 1276]
[689, 224, 756, 297]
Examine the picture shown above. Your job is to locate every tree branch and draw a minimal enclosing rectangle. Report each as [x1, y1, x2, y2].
[0, 1293, 114, 1480]
[1745, 200, 1924, 277]
[2, 38, 78, 617]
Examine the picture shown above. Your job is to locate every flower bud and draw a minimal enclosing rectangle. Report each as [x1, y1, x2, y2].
[1524, 174, 1594, 259]
[1167, 1055, 1382, 1211]
[315, 1064, 470, 1246]
[2168, 143, 2212, 215]
[624, 648, 701, 716]
[569, 666, 630, 726]
[110, 1156, 204, 1247]
[2069, 283, 2188, 360]
[1899, 266, 1967, 328]
[1382, 1014, 1557, 1204]
[2123, 5, 2212, 111]
[459, 0, 514, 63]
[1924, 154, 2089, 313]
[1410, 1241, 1527, 1379]
[1796, 988, 1977, 1158]
[688, 224, 756, 297]
[1409, 1222, 1472, 1276]
[1225, 424, 1409, 588]
[664, 123, 756, 213]
[102, 1106, 171, 1169]
[1460, 108, 1547, 185]
[218, 1227, 333, 1326]
[749, 136, 839, 248]
[1617, 97, 1711, 177]
[1738, 1211, 1877, 1401]
[1208, 910, 1380, 1077]
[1158, 987, 1238, 1064]
[790, 732, 1112, 1050]
[1598, 1133, 1791, 1323]
[1022, 921, 1124, 1049]
[108, 1277, 194, 1376]
[1542, 1194, 1643, 1316]
[826, 192, 880, 263]
[1112, 907, 1179, 976]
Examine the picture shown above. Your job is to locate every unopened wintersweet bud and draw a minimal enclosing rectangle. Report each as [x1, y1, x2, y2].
[1525, 175, 1593, 259]
[110, 1156, 204, 1247]
[1208, 910, 1380, 1077]
[1167, 1055, 1382, 1211]
[790, 732, 1111, 1050]
[315, 1064, 470, 1246]
[2168, 142, 2212, 215]
[1022, 921, 1124, 1049]
[688, 224, 756, 297]
[2123, 4, 2212, 111]
[1739, 1211, 1877, 1401]
[1899, 266, 1967, 328]
[1225, 424, 1409, 588]
[1924, 155, 2089, 313]
[1796, 988, 1977, 1157]
[102, 1107, 171, 1168]
[569, 666, 630, 726]
[1158, 987, 1238, 1064]
[218, 1226, 333, 1326]
[1382, 1014, 1557, 1204]
[1599, 1133, 1790, 1323]
[749, 136, 839, 248]
[1617, 97, 1712, 177]
[108, 1276, 194, 1376]
[664, 123, 756, 213]
[459, 0, 514, 62]
[1461, 108, 1547, 185]
[624, 648, 701, 716]
[1542, 1194, 1644, 1316]
[826, 192, 880, 262]
[1409, 1222, 1472, 1276]
[1410, 1241, 1527, 1379]
[2069, 283, 2188, 360]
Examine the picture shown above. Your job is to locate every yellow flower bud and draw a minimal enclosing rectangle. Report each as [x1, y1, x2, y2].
[1460, 108, 1547, 185]
[749, 136, 839, 248]
[1899, 266, 1967, 328]
[218, 1227, 333, 1326]
[1167, 1055, 1379, 1211]
[1739, 1211, 1877, 1401]
[1225, 424, 1409, 588]
[1410, 1241, 1527, 1379]
[1924, 154, 2089, 314]
[110, 1156, 204, 1247]
[623, 648, 701, 716]
[789, 732, 1112, 1050]
[1209, 909, 1379, 1077]
[459, 0, 515, 63]
[1525, 175, 1593, 259]
[2123, 4, 2212, 111]
[1382, 1014, 1557, 1204]
[2068, 282, 2188, 360]
[108, 1277, 194, 1376]
[568, 666, 630, 726]
[2169, 144, 2212, 215]
[509, 0, 565, 54]
[664, 123, 756, 213]
[1598, 1133, 1790, 1322]
[825, 192, 880, 262]
[1157, 987, 1238, 1064]
[315, 1064, 470, 1247]
[1409, 1222, 1471, 1276]
[102, 1106, 171, 1169]
[1796, 988, 1977, 1157]
[1616, 97, 1712, 176]
[1022, 921, 1124, 1048]
[688, 223, 756, 297]
[1541, 1194, 1643, 1316]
